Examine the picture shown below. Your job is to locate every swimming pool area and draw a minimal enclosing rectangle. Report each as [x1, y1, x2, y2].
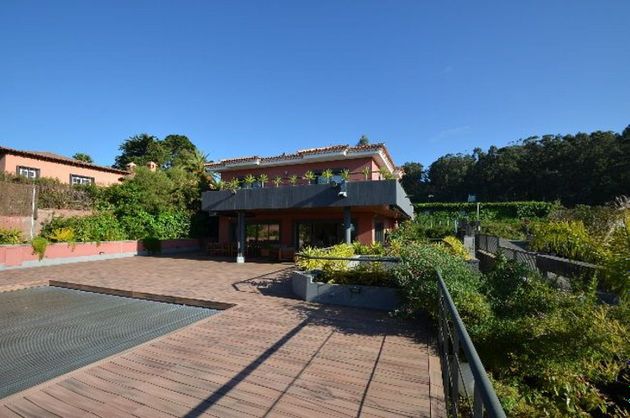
[0, 286, 218, 399]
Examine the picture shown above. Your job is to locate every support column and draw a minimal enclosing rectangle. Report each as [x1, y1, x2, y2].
[343, 206, 352, 245]
[236, 211, 245, 263]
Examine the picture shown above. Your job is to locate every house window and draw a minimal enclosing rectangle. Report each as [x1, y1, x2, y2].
[246, 223, 280, 242]
[375, 222, 385, 244]
[17, 166, 40, 179]
[70, 174, 94, 185]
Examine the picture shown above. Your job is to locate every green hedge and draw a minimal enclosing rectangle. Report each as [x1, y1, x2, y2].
[414, 201, 559, 219]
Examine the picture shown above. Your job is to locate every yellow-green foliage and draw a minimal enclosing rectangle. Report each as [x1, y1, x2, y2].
[31, 237, 48, 260]
[48, 227, 75, 243]
[0, 228, 22, 244]
[601, 213, 630, 297]
[296, 244, 354, 272]
[440, 236, 472, 260]
[530, 220, 599, 263]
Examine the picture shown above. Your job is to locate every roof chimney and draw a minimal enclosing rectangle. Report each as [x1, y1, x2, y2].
[146, 161, 157, 172]
[126, 162, 137, 172]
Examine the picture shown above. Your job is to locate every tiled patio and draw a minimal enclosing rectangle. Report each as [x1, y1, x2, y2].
[0, 254, 445, 417]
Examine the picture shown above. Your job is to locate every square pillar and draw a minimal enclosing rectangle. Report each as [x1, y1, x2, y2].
[236, 211, 245, 263]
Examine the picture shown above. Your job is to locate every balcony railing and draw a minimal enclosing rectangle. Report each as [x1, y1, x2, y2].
[437, 270, 506, 418]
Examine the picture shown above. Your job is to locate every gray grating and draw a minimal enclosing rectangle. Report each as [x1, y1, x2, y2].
[0, 286, 218, 399]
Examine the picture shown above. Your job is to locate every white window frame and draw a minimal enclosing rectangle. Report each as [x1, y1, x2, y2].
[70, 174, 94, 185]
[17, 166, 40, 179]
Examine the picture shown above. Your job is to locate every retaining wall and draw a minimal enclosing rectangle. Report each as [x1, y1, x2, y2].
[0, 239, 201, 270]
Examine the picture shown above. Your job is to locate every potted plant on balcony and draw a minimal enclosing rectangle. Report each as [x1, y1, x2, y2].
[303, 170, 316, 184]
[361, 166, 371, 180]
[340, 169, 350, 182]
[289, 174, 299, 186]
[273, 175, 283, 187]
[321, 169, 334, 184]
[258, 173, 268, 188]
[379, 166, 394, 180]
[227, 178, 240, 193]
[243, 174, 256, 188]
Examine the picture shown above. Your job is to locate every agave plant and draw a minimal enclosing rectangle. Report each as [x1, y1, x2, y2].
[361, 166, 372, 180]
[289, 174, 299, 186]
[258, 173, 269, 188]
[340, 169, 350, 182]
[303, 170, 316, 184]
[273, 176, 283, 187]
[321, 169, 334, 183]
[243, 174, 256, 188]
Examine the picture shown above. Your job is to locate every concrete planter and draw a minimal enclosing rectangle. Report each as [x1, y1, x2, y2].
[291, 270, 400, 311]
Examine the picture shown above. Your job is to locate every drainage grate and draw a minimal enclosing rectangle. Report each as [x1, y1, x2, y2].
[0, 286, 218, 399]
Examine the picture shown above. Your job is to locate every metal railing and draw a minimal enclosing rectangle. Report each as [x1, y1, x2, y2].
[476, 233, 600, 282]
[437, 271, 506, 418]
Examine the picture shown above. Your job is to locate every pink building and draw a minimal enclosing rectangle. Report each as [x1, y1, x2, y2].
[202, 143, 414, 263]
[0, 146, 127, 185]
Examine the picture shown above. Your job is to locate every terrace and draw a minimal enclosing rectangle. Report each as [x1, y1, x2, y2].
[0, 254, 446, 417]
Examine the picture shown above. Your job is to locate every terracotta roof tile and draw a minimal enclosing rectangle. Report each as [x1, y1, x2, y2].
[205, 142, 397, 172]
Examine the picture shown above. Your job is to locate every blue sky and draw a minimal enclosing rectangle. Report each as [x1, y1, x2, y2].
[1, 1, 628, 168]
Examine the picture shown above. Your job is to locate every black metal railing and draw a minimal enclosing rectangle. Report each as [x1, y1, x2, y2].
[437, 271, 506, 418]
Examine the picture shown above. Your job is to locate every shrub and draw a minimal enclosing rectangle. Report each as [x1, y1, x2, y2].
[480, 219, 528, 240]
[296, 244, 355, 272]
[392, 241, 491, 329]
[529, 220, 600, 263]
[440, 236, 472, 260]
[41, 213, 126, 243]
[47, 227, 75, 243]
[477, 257, 630, 417]
[415, 201, 559, 219]
[316, 264, 397, 288]
[351, 241, 386, 255]
[31, 237, 48, 260]
[0, 228, 22, 244]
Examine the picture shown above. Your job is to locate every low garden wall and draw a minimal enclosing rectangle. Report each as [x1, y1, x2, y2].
[0, 239, 201, 270]
[291, 270, 400, 311]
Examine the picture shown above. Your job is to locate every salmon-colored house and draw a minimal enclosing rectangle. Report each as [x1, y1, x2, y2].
[201, 143, 414, 263]
[0, 146, 128, 185]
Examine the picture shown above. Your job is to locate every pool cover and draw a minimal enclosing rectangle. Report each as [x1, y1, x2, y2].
[0, 286, 218, 399]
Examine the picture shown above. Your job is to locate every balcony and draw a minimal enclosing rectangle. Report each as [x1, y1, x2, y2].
[201, 179, 414, 218]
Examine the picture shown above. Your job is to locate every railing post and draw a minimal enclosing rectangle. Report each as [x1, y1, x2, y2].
[473, 381, 484, 418]
[451, 323, 460, 414]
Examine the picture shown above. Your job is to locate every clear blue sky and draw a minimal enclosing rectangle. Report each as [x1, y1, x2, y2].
[1, 1, 628, 168]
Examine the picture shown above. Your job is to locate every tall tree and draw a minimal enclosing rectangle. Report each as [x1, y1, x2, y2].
[400, 162, 426, 200]
[113, 134, 166, 169]
[73, 153, 93, 163]
[357, 135, 369, 146]
[163, 134, 197, 168]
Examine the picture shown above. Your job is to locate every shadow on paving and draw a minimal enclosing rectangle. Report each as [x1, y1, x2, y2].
[182, 287, 432, 417]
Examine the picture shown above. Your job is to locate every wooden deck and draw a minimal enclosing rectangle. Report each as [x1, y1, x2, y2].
[0, 254, 445, 417]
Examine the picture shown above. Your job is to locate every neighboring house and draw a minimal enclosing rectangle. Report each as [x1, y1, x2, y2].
[0, 146, 128, 185]
[202, 143, 414, 263]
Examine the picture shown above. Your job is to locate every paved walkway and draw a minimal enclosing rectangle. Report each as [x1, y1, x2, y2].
[0, 254, 445, 417]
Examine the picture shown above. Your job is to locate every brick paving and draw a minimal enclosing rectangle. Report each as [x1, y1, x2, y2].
[0, 254, 445, 417]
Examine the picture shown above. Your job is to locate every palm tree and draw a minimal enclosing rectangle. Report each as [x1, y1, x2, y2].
[340, 169, 350, 182]
[303, 170, 316, 184]
[361, 166, 372, 180]
[273, 176, 283, 187]
[258, 173, 269, 188]
[321, 169, 334, 183]
[183, 150, 221, 190]
[244, 174, 256, 188]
